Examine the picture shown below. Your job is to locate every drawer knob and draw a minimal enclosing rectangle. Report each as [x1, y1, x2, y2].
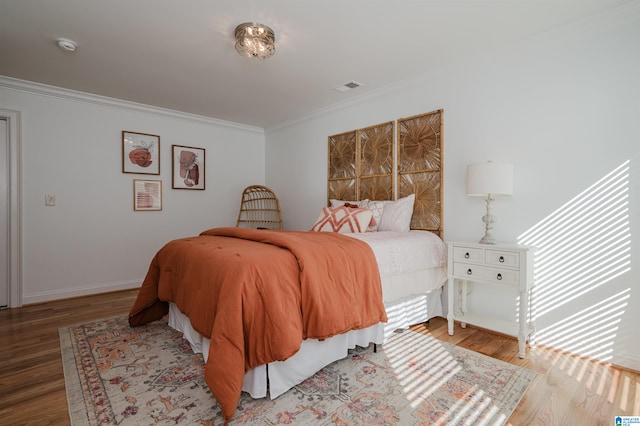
[467, 268, 473, 275]
[499, 256, 505, 263]
[497, 273, 503, 280]
[465, 252, 470, 259]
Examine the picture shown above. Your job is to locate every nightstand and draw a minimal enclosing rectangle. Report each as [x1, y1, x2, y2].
[447, 241, 535, 358]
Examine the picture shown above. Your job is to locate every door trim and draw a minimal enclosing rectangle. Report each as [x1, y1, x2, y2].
[1, 109, 22, 308]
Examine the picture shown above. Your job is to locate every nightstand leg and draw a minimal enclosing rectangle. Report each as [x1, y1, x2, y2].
[528, 287, 536, 348]
[518, 334, 526, 358]
[460, 280, 467, 329]
[447, 276, 454, 335]
[518, 286, 527, 358]
[529, 325, 536, 348]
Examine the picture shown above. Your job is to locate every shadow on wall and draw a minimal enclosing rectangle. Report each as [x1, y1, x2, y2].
[518, 160, 631, 361]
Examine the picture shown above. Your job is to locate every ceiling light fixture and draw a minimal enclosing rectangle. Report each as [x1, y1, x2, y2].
[56, 38, 77, 52]
[234, 22, 275, 60]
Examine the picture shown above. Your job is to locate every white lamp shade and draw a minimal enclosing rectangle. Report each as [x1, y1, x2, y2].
[466, 162, 514, 196]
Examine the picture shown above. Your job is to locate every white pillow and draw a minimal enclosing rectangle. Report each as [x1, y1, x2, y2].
[310, 206, 373, 233]
[378, 194, 415, 232]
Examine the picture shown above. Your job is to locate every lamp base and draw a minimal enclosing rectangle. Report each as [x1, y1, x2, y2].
[479, 235, 497, 245]
[479, 195, 497, 245]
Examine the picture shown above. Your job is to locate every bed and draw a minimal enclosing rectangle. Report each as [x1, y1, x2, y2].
[129, 223, 446, 422]
[168, 227, 447, 401]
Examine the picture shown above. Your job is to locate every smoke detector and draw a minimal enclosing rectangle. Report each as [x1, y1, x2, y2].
[56, 38, 77, 52]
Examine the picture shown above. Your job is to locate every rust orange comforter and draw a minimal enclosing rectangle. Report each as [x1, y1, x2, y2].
[128, 227, 387, 421]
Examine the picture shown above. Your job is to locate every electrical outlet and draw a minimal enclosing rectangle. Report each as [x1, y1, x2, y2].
[45, 194, 56, 206]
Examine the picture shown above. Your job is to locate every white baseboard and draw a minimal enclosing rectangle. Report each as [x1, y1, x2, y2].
[611, 352, 640, 372]
[22, 280, 142, 305]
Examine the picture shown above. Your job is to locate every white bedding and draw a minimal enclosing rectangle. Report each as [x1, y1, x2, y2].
[346, 230, 447, 300]
[168, 230, 447, 401]
[347, 230, 447, 276]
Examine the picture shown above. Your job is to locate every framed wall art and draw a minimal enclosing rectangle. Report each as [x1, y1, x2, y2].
[122, 131, 160, 175]
[172, 145, 205, 190]
[133, 179, 162, 211]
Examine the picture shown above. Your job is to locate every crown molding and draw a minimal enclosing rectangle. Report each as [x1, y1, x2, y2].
[0, 75, 264, 134]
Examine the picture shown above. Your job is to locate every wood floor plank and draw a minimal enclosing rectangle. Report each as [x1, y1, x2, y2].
[0, 290, 638, 425]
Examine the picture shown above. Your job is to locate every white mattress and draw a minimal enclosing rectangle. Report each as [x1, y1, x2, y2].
[167, 230, 447, 400]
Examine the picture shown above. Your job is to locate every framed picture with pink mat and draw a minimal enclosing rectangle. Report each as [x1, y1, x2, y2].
[172, 144, 205, 190]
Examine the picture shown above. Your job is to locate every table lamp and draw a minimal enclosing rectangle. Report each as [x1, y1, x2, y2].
[466, 161, 514, 244]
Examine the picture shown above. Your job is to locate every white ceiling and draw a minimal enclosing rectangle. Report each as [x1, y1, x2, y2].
[0, 0, 632, 129]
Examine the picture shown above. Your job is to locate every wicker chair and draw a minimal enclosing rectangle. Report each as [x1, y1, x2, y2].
[236, 185, 283, 230]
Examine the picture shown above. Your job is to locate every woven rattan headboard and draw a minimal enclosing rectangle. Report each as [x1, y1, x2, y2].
[327, 109, 443, 238]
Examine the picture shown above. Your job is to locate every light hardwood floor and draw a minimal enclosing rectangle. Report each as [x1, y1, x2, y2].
[0, 289, 638, 425]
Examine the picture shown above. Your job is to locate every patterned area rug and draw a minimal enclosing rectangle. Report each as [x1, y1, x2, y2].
[60, 316, 535, 425]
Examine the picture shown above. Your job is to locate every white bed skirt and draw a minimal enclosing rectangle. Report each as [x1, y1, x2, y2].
[168, 287, 443, 400]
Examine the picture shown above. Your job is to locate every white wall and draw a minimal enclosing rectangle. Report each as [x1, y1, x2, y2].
[0, 82, 265, 303]
[266, 4, 640, 370]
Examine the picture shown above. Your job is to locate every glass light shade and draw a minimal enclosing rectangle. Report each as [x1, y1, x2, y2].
[234, 23, 275, 60]
[466, 162, 514, 196]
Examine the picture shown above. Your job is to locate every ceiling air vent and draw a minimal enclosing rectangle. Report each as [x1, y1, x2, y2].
[334, 81, 363, 93]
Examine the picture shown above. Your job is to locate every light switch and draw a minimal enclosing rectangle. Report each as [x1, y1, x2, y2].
[45, 194, 56, 206]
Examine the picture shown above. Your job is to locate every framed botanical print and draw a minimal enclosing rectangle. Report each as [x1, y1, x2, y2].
[122, 131, 160, 175]
[133, 179, 162, 211]
[172, 145, 205, 190]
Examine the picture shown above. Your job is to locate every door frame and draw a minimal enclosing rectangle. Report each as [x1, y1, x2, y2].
[1, 109, 22, 308]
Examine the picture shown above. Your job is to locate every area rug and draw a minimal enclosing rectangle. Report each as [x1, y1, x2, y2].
[60, 316, 535, 425]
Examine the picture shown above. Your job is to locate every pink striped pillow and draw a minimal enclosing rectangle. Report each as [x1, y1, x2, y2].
[310, 206, 373, 233]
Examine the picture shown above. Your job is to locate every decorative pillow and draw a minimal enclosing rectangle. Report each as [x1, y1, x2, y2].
[310, 206, 373, 233]
[378, 194, 415, 232]
[329, 199, 370, 208]
[342, 202, 378, 230]
[366, 200, 385, 231]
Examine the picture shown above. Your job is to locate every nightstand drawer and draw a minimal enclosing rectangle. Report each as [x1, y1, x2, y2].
[453, 262, 519, 285]
[453, 246, 484, 263]
[485, 250, 520, 268]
